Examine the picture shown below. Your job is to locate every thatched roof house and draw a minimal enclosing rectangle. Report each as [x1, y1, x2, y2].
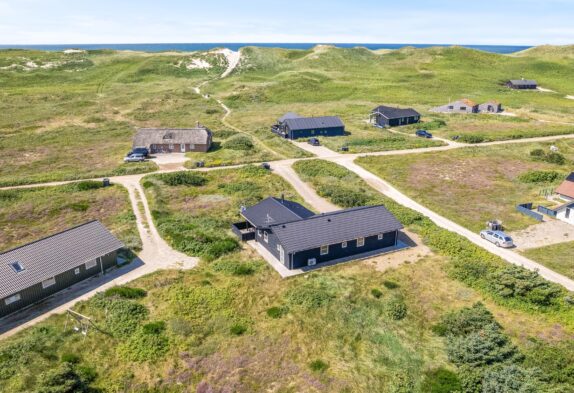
[133, 126, 212, 153]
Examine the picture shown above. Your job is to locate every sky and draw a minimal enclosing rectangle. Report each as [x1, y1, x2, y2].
[0, 0, 573, 46]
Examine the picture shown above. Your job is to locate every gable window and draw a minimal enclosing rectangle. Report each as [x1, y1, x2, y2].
[378, 233, 384, 240]
[42, 277, 56, 289]
[263, 231, 269, 243]
[357, 237, 365, 247]
[9, 261, 25, 273]
[74, 268, 81, 275]
[85, 259, 98, 270]
[4, 293, 21, 305]
[320, 245, 329, 255]
[341, 241, 347, 248]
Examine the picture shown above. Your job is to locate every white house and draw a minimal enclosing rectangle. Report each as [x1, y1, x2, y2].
[555, 202, 574, 225]
[556, 173, 574, 202]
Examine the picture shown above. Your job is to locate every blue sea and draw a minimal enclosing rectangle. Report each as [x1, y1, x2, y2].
[0, 43, 531, 54]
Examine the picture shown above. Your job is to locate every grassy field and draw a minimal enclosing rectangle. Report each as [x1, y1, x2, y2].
[0, 181, 141, 251]
[356, 139, 574, 232]
[522, 241, 574, 279]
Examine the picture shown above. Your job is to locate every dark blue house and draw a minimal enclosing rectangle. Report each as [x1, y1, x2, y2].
[271, 113, 345, 140]
[232, 197, 403, 270]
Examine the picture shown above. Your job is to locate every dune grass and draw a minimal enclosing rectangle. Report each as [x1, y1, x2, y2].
[521, 241, 574, 279]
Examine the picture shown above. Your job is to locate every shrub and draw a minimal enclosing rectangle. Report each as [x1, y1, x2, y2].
[309, 359, 329, 372]
[488, 265, 562, 306]
[294, 160, 349, 179]
[211, 258, 258, 276]
[434, 303, 498, 337]
[60, 353, 80, 364]
[458, 135, 485, 144]
[230, 323, 247, 336]
[529, 149, 545, 157]
[65, 181, 102, 192]
[386, 298, 407, 320]
[383, 280, 399, 289]
[421, 368, 462, 393]
[371, 288, 383, 298]
[222, 135, 254, 150]
[530, 149, 566, 165]
[517, 170, 561, 183]
[35, 362, 92, 393]
[0, 190, 21, 202]
[318, 185, 370, 208]
[90, 295, 149, 336]
[266, 306, 288, 319]
[169, 318, 194, 337]
[482, 365, 546, 393]
[104, 286, 147, 299]
[158, 172, 207, 186]
[118, 328, 169, 362]
[422, 119, 447, 130]
[524, 339, 574, 385]
[142, 321, 166, 335]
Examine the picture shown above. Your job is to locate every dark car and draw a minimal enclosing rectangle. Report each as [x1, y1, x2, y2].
[308, 138, 320, 146]
[127, 147, 150, 157]
[261, 162, 271, 170]
[415, 130, 433, 138]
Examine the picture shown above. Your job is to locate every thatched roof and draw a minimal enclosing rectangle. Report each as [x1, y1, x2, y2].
[133, 127, 211, 147]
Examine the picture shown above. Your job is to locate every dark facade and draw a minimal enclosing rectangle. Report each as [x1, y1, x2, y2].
[233, 198, 403, 271]
[0, 221, 124, 319]
[371, 106, 421, 127]
[272, 115, 345, 140]
[506, 80, 537, 89]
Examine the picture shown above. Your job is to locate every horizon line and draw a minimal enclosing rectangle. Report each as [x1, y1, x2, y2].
[0, 42, 546, 47]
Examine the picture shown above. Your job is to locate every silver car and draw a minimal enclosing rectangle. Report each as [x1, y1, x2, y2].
[124, 153, 146, 163]
[480, 230, 514, 248]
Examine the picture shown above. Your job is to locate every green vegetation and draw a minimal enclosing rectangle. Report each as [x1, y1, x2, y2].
[0, 182, 140, 251]
[522, 241, 574, 280]
[104, 286, 147, 299]
[355, 140, 574, 232]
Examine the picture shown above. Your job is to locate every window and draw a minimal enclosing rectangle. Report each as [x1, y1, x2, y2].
[357, 237, 365, 247]
[341, 241, 347, 248]
[9, 261, 25, 273]
[85, 259, 98, 270]
[263, 231, 269, 243]
[378, 233, 384, 240]
[277, 244, 281, 251]
[5, 294, 21, 305]
[448, 106, 454, 110]
[460, 106, 467, 111]
[320, 245, 329, 255]
[168, 144, 174, 150]
[74, 268, 80, 275]
[42, 277, 56, 289]
[308, 258, 317, 266]
[190, 144, 195, 150]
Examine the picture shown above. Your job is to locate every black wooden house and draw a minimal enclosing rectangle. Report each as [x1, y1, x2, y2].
[370, 106, 421, 127]
[272, 113, 345, 139]
[506, 79, 537, 90]
[0, 221, 124, 318]
[232, 197, 403, 270]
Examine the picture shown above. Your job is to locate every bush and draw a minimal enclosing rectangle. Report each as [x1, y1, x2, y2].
[458, 135, 485, 144]
[211, 258, 258, 276]
[529, 149, 545, 157]
[104, 286, 147, 299]
[422, 119, 447, 130]
[524, 339, 574, 385]
[386, 298, 407, 320]
[421, 368, 461, 393]
[434, 303, 499, 337]
[230, 323, 247, 336]
[222, 135, 255, 150]
[158, 172, 207, 186]
[517, 170, 561, 183]
[266, 306, 288, 319]
[371, 288, 383, 298]
[383, 280, 399, 289]
[64, 181, 103, 192]
[530, 149, 566, 165]
[35, 362, 93, 393]
[142, 321, 166, 335]
[309, 359, 329, 372]
[118, 328, 169, 362]
[294, 160, 350, 179]
[482, 365, 546, 393]
[60, 353, 80, 364]
[286, 281, 335, 310]
[90, 295, 149, 336]
[318, 185, 370, 208]
[488, 265, 562, 306]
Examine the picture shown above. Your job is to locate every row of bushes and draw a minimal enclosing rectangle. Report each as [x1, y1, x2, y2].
[518, 170, 562, 183]
[530, 149, 567, 165]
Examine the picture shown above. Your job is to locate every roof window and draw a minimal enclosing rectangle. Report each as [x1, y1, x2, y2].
[9, 261, 25, 273]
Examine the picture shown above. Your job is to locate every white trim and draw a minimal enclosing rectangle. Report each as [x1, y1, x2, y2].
[357, 237, 365, 247]
[74, 268, 80, 275]
[263, 231, 269, 243]
[378, 233, 383, 240]
[41, 277, 56, 289]
[341, 241, 347, 248]
[320, 245, 329, 255]
[4, 293, 21, 305]
[308, 258, 317, 266]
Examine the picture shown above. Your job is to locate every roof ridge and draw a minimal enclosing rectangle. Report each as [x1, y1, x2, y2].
[0, 220, 101, 256]
[269, 205, 384, 228]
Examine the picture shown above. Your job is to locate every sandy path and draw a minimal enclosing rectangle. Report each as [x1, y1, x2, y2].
[215, 48, 241, 78]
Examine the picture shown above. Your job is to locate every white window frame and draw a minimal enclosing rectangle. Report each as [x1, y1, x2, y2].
[42, 277, 56, 289]
[257, 229, 262, 237]
[5, 293, 21, 305]
[320, 245, 329, 255]
[74, 268, 81, 275]
[378, 233, 384, 240]
[276, 244, 281, 251]
[357, 237, 365, 247]
[263, 231, 269, 243]
[85, 259, 98, 270]
[308, 258, 317, 266]
[190, 144, 195, 150]
[341, 241, 347, 248]
[180, 143, 186, 152]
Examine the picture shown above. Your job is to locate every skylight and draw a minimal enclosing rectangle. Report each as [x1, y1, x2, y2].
[9, 261, 25, 273]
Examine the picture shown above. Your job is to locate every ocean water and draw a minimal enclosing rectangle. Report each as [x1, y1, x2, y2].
[0, 43, 531, 54]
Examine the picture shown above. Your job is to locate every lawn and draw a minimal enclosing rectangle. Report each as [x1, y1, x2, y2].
[521, 241, 574, 280]
[0, 181, 141, 251]
[356, 139, 574, 232]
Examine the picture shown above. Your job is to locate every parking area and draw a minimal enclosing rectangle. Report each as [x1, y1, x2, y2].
[509, 219, 574, 250]
[149, 153, 190, 171]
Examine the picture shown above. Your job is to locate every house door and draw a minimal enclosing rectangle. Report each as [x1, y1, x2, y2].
[180, 143, 186, 152]
[567, 208, 571, 219]
[279, 246, 285, 264]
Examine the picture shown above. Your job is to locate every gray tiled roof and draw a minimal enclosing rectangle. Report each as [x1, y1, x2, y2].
[372, 106, 421, 119]
[283, 116, 344, 131]
[509, 79, 537, 86]
[242, 197, 315, 228]
[133, 127, 211, 147]
[271, 205, 403, 253]
[0, 221, 124, 299]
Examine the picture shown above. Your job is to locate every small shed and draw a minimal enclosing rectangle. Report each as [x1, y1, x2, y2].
[370, 106, 421, 127]
[506, 79, 537, 89]
[133, 126, 212, 154]
[0, 221, 124, 318]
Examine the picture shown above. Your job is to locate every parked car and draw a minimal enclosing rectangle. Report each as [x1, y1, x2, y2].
[261, 162, 271, 170]
[340, 145, 349, 152]
[480, 230, 514, 248]
[127, 147, 150, 157]
[415, 130, 433, 138]
[124, 153, 147, 163]
[308, 138, 320, 146]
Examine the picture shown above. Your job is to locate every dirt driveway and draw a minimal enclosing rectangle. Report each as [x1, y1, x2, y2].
[510, 219, 574, 250]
